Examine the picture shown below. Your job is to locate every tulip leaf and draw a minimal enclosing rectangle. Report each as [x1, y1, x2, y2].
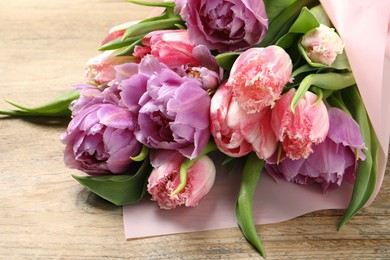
[99, 34, 144, 51]
[72, 157, 152, 206]
[236, 153, 266, 257]
[259, 0, 318, 47]
[127, 0, 175, 8]
[0, 90, 79, 117]
[337, 86, 379, 230]
[215, 52, 240, 71]
[122, 16, 183, 39]
[276, 7, 319, 49]
[264, 0, 297, 22]
[116, 39, 143, 57]
[291, 72, 355, 112]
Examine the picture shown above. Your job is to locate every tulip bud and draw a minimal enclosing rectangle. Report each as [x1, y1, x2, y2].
[147, 154, 216, 209]
[301, 24, 344, 66]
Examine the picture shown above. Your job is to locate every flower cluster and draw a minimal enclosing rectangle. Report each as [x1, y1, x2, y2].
[46, 0, 376, 256]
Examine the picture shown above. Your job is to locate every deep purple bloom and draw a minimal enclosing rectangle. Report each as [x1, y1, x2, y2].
[61, 103, 141, 175]
[265, 107, 366, 193]
[178, 0, 268, 53]
[121, 55, 211, 160]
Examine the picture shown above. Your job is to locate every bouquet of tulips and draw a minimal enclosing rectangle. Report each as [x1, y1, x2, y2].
[1, 0, 388, 256]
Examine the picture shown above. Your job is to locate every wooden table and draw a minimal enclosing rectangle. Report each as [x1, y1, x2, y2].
[0, 1, 389, 259]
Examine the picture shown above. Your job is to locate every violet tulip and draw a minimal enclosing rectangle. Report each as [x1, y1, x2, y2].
[210, 83, 277, 159]
[301, 24, 344, 66]
[147, 153, 216, 209]
[61, 103, 141, 175]
[178, 0, 268, 52]
[120, 55, 211, 161]
[227, 46, 293, 113]
[265, 107, 366, 192]
[271, 89, 329, 160]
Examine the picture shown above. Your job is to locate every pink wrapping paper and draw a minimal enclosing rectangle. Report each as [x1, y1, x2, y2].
[123, 1, 390, 239]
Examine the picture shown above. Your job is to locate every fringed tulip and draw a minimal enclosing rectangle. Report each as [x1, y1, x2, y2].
[265, 107, 366, 192]
[227, 46, 293, 113]
[271, 89, 329, 160]
[147, 153, 216, 209]
[210, 83, 277, 159]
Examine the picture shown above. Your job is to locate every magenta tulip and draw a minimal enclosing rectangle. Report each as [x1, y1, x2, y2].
[178, 0, 268, 52]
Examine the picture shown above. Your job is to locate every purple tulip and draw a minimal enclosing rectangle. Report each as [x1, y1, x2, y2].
[178, 0, 268, 52]
[121, 55, 211, 160]
[265, 107, 366, 193]
[61, 103, 142, 175]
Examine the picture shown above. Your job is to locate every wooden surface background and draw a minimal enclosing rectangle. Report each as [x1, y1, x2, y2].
[0, 1, 389, 259]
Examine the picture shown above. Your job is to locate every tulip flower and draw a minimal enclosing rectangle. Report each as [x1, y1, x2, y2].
[271, 89, 329, 160]
[227, 46, 293, 114]
[61, 103, 141, 175]
[301, 24, 344, 66]
[210, 83, 277, 159]
[178, 0, 268, 52]
[265, 107, 366, 192]
[147, 153, 216, 209]
[133, 30, 223, 90]
[85, 50, 135, 86]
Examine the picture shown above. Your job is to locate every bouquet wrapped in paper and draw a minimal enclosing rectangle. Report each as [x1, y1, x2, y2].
[1, 0, 389, 256]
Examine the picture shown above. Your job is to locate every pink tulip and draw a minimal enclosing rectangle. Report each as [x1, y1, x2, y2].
[271, 89, 329, 160]
[85, 50, 135, 86]
[133, 30, 200, 68]
[210, 83, 277, 159]
[147, 153, 216, 209]
[227, 46, 293, 113]
[301, 24, 344, 66]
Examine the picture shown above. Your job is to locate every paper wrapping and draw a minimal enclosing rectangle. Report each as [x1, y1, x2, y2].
[123, 0, 390, 239]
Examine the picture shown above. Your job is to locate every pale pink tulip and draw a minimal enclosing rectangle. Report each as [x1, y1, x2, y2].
[227, 46, 292, 113]
[210, 83, 277, 159]
[301, 24, 344, 66]
[85, 50, 135, 86]
[147, 153, 216, 209]
[271, 89, 329, 160]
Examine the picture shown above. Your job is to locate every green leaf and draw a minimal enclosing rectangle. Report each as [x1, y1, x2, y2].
[264, 0, 297, 22]
[99, 34, 145, 51]
[259, 0, 318, 47]
[128, 0, 175, 8]
[215, 52, 240, 71]
[276, 7, 319, 49]
[291, 72, 355, 112]
[338, 86, 379, 230]
[236, 153, 266, 257]
[115, 38, 143, 57]
[72, 157, 152, 206]
[122, 16, 183, 39]
[0, 90, 79, 117]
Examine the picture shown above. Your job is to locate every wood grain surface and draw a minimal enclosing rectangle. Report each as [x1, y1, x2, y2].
[0, 1, 389, 259]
